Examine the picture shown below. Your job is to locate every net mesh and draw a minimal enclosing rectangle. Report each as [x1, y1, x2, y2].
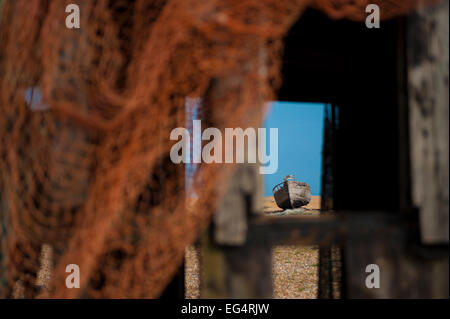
[0, 0, 439, 298]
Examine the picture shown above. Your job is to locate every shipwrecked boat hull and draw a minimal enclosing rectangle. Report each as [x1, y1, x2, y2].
[273, 180, 311, 209]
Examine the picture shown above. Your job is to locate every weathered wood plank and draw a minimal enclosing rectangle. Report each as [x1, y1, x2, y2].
[407, 1, 449, 244]
[247, 212, 408, 246]
[248, 215, 345, 246]
[201, 161, 268, 298]
[318, 104, 341, 299]
[200, 41, 269, 296]
[201, 230, 272, 299]
[214, 164, 262, 246]
[344, 232, 449, 298]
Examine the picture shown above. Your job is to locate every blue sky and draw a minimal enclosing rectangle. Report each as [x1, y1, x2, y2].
[184, 99, 325, 197]
[264, 101, 324, 196]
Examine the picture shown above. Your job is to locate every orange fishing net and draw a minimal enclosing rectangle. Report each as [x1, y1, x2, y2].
[0, 0, 439, 298]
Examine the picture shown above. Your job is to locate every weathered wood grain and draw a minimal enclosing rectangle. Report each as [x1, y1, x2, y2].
[407, 1, 449, 244]
[200, 41, 269, 297]
[201, 230, 272, 299]
[214, 163, 262, 246]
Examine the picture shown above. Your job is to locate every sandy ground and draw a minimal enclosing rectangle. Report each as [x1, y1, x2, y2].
[264, 195, 321, 212]
[185, 196, 320, 299]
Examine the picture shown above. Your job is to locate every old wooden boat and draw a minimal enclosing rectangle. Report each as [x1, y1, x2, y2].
[272, 175, 311, 209]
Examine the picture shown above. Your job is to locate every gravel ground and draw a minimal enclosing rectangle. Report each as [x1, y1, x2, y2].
[272, 245, 318, 298]
[184, 196, 319, 299]
[184, 245, 318, 299]
[185, 246, 201, 299]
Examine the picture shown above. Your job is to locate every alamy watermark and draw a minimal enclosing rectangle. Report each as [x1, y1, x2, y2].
[170, 120, 278, 175]
[366, 4, 380, 29]
[65, 264, 80, 289]
[365, 264, 380, 289]
[65, 4, 80, 29]
[64, 3, 380, 30]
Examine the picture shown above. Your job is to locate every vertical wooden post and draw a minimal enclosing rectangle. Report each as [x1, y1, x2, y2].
[200, 80, 268, 297]
[200, 39, 271, 298]
[319, 104, 343, 299]
[201, 163, 271, 298]
[407, 1, 449, 244]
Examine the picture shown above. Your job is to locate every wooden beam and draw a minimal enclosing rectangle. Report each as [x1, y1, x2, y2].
[248, 215, 345, 246]
[247, 212, 410, 246]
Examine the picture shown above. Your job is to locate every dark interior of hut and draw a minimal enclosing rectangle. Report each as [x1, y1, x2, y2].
[278, 8, 405, 213]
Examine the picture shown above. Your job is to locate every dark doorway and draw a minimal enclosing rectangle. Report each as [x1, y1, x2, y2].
[278, 8, 407, 298]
